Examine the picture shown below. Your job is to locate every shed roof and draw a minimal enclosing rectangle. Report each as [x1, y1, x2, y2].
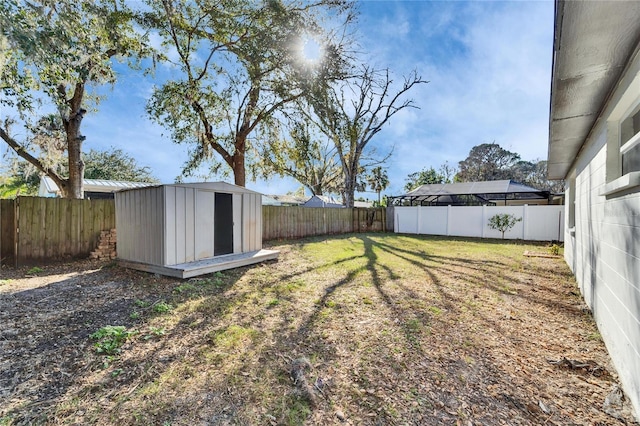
[389, 180, 549, 206]
[118, 181, 262, 195]
[548, 1, 640, 179]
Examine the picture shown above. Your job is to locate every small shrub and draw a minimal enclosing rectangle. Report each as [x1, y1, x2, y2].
[548, 244, 561, 256]
[487, 214, 522, 239]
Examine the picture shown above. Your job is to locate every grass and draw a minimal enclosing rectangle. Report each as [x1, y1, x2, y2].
[2, 234, 615, 425]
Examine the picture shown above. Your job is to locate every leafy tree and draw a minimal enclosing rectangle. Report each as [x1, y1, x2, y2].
[0, 148, 158, 198]
[488, 213, 522, 239]
[306, 66, 427, 207]
[0, 0, 150, 198]
[82, 148, 159, 182]
[259, 119, 342, 195]
[143, 0, 353, 187]
[511, 159, 565, 193]
[366, 166, 389, 206]
[404, 167, 445, 191]
[0, 161, 40, 197]
[456, 143, 520, 182]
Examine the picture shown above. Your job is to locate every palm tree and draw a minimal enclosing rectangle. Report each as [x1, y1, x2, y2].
[367, 166, 389, 206]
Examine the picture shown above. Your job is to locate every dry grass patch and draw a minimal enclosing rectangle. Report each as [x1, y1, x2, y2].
[0, 234, 634, 425]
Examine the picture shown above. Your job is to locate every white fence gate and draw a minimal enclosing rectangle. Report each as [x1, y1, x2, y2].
[394, 205, 564, 242]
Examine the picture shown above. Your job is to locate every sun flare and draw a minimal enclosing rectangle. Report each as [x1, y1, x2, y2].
[299, 36, 323, 63]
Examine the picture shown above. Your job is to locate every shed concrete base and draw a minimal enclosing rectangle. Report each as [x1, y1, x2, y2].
[118, 249, 280, 278]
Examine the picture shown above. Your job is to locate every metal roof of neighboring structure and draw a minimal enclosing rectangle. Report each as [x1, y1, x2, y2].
[39, 176, 154, 196]
[267, 194, 309, 205]
[389, 180, 550, 206]
[548, 1, 640, 180]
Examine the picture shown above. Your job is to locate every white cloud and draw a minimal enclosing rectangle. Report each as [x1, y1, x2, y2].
[354, 1, 554, 195]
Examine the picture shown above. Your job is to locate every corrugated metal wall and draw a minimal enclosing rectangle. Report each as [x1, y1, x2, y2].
[115, 186, 164, 265]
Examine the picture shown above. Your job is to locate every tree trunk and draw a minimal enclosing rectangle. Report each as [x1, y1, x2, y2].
[66, 134, 84, 199]
[232, 150, 246, 187]
[343, 176, 355, 208]
[61, 82, 86, 199]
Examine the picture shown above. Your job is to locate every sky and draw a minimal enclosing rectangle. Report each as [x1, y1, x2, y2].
[3, 0, 556, 200]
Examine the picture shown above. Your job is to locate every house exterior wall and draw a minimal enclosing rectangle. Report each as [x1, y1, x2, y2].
[563, 60, 640, 415]
[115, 186, 165, 265]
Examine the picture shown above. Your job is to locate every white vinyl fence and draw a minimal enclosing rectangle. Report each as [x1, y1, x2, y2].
[394, 205, 564, 242]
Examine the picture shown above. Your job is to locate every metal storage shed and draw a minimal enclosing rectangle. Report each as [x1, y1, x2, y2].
[115, 182, 279, 278]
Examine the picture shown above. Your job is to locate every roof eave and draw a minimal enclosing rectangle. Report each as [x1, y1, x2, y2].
[547, 0, 640, 180]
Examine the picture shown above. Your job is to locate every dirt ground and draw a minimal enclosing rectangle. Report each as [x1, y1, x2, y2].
[0, 234, 638, 425]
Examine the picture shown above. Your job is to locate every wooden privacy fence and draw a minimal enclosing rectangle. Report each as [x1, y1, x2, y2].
[262, 206, 387, 240]
[0, 198, 387, 266]
[0, 197, 115, 266]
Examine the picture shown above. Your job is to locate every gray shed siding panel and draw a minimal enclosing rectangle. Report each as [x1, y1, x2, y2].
[115, 186, 164, 265]
[233, 193, 242, 254]
[185, 188, 195, 263]
[164, 186, 176, 265]
[242, 193, 260, 252]
[195, 190, 215, 260]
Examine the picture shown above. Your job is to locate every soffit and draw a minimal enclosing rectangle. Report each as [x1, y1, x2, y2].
[548, 0, 640, 180]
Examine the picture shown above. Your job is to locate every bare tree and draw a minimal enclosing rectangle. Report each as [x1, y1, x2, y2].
[258, 119, 342, 196]
[306, 66, 427, 207]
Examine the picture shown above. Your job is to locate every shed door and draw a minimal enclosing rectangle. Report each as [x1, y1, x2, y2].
[214, 192, 234, 256]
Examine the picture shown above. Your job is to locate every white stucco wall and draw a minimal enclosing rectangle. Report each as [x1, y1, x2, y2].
[563, 70, 640, 417]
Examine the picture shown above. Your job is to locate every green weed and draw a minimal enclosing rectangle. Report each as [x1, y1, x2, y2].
[90, 325, 136, 356]
[173, 283, 197, 294]
[153, 302, 173, 314]
[134, 299, 150, 308]
[586, 331, 602, 341]
[428, 306, 442, 315]
[144, 327, 166, 340]
[26, 266, 43, 275]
